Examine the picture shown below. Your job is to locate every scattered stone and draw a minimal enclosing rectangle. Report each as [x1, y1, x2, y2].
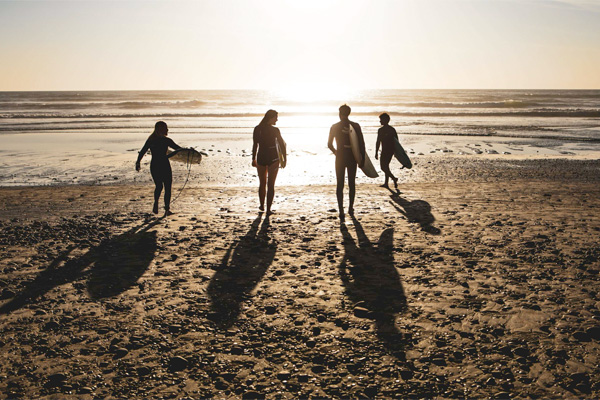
[43, 320, 60, 330]
[311, 365, 325, 374]
[242, 391, 265, 400]
[137, 366, 152, 376]
[214, 377, 228, 390]
[364, 385, 379, 397]
[219, 372, 237, 381]
[46, 373, 67, 387]
[114, 348, 129, 359]
[265, 306, 277, 315]
[513, 347, 530, 357]
[277, 370, 291, 381]
[168, 356, 188, 371]
[353, 307, 370, 318]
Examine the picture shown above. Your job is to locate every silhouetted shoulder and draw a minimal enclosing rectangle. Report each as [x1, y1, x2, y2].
[331, 121, 344, 130]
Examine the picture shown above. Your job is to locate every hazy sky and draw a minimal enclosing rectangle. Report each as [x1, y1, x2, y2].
[0, 0, 599, 91]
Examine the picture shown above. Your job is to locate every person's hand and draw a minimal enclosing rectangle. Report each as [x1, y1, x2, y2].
[252, 159, 257, 167]
[135, 161, 140, 172]
[375, 153, 378, 160]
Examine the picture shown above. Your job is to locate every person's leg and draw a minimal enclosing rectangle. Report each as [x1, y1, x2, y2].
[380, 157, 390, 187]
[256, 164, 268, 211]
[381, 152, 396, 187]
[347, 161, 357, 215]
[335, 157, 346, 217]
[163, 167, 173, 214]
[150, 165, 162, 214]
[266, 162, 279, 214]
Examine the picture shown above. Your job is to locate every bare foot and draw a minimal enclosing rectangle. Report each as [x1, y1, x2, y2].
[152, 203, 159, 214]
[380, 184, 389, 188]
[259, 205, 265, 212]
[393, 178, 399, 189]
[164, 210, 174, 216]
[266, 210, 275, 216]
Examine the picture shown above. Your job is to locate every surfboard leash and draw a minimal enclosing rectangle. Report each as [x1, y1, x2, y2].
[170, 148, 194, 207]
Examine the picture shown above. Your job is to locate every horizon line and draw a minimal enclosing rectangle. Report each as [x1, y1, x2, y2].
[1, 88, 600, 93]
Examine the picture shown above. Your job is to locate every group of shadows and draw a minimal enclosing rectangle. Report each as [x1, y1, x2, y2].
[0, 192, 440, 353]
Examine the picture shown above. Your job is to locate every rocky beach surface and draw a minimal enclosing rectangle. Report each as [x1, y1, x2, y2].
[0, 158, 599, 398]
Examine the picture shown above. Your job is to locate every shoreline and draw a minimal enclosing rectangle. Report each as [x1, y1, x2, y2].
[1, 130, 600, 187]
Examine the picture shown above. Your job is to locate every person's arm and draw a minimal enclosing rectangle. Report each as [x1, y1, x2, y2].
[136, 139, 150, 171]
[327, 125, 337, 156]
[167, 138, 181, 151]
[252, 126, 259, 167]
[375, 128, 382, 160]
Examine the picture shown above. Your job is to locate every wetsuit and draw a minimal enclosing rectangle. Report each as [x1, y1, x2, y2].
[137, 136, 181, 208]
[328, 119, 365, 215]
[329, 120, 365, 173]
[377, 125, 398, 171]
[253, 124, 283, 166]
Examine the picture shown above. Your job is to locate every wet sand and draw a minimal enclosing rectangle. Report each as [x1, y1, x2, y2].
[0, 158, 600, 398]
[1, 130, 599, 187]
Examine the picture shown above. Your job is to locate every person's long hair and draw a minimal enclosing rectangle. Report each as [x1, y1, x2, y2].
[149, 121, 168, 141]
[258, 110, 278, 127]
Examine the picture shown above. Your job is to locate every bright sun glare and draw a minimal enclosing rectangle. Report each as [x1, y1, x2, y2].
[275, 83, 355, 103]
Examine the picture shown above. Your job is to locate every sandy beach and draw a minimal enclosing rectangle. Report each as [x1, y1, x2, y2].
[2, 0, 600, 395]
[0, 157, 599, 398]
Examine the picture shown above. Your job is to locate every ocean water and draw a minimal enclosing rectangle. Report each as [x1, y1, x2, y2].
[1, 89, 599, 140]
[0, 90, 599, 187]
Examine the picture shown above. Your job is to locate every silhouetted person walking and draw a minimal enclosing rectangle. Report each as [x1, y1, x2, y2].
[252, 109, 285, 215]
[136, 121, 181, 216]
[328, 104, 365, 220]
[375, 113, 399, 189]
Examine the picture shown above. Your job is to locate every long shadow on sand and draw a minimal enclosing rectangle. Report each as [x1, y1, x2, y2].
[389, 191, 441, 235]
[207, 215, 276, 328]
[339, 216, 408, 352]
[0, 219, 159, 314]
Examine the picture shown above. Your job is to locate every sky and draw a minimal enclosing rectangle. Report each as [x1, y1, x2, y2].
[0, 0, 599, 91]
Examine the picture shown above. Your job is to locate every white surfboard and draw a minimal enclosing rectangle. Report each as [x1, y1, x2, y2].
[167, 148, 205, 165]
[349, 124, 378, 178]
[276, 138, 287, 169]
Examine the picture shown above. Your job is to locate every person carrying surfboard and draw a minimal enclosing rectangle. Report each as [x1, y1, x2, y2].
[135, 121, 181, 216]
[252, 109, 286, 215]
[375, 112, 399, 189]
[328, 104, 365, 220]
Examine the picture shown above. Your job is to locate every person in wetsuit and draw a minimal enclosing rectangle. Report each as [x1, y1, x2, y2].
[252, 109, 285, 215]
[135, 121, 181, 216]
[328, 104, 365, 220]
[375, 113, 399, 189]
